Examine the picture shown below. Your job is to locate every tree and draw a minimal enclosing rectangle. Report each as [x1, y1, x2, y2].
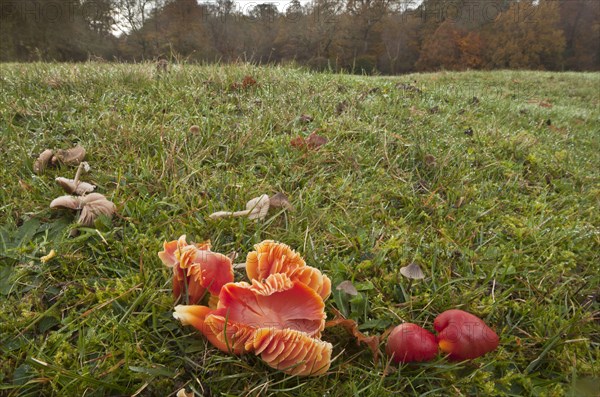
[485, 0, 566, 70]
[558, 0, 600, 70]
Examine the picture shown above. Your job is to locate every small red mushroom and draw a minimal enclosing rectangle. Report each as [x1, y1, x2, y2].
[434, 309, 499, 360]
[386, 323, 438, 363]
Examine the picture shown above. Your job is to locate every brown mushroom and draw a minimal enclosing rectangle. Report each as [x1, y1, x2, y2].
[50, 193, 115, 226]
[51, 145, 86, 166]
[209, 194, 270, 221]
[33, 149, 54, 174]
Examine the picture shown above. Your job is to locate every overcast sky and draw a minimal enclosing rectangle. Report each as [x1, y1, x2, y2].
[200, 0, 424, 13]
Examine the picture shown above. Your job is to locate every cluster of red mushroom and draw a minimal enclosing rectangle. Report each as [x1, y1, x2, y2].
[159, 239, 333, 376]
[386, 310, 499, 364]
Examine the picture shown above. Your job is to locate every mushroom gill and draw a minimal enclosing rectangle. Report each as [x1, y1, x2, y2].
[246, 241, 331, 299]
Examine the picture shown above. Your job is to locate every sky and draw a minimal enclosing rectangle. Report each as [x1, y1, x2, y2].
[200, 0, 424, 13]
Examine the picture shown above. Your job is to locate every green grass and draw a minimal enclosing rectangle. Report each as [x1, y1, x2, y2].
[0, 63, 599, 396]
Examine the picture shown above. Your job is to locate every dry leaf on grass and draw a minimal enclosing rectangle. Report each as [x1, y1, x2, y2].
[325, 307, 381, 364]
[242, 75, 257, 88]
[290, 131, 328, 150]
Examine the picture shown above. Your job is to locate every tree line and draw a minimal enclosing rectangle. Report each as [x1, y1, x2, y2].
[1, 0, 598, 73]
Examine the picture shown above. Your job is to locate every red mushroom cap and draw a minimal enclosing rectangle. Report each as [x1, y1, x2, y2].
[386, 323, 438, 363]
[434, 309, 499, 360]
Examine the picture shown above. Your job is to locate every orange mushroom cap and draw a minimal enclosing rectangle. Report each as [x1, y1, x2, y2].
[158, 235, 233, 304]
[246, 241, 331, 299]
[175, 274, 332, 375]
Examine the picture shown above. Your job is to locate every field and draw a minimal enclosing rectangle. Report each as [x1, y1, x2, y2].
[0, 63, 599, 396]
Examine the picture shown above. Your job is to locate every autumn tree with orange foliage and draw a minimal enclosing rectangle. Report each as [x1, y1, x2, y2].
[485, 0, 566, 70]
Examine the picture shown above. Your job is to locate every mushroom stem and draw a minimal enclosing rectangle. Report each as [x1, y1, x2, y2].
[73, 162, 84, 185]
[209, 210, 252, 219]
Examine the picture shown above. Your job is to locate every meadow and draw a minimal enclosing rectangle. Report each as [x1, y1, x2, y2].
[0, 63, 598, 396]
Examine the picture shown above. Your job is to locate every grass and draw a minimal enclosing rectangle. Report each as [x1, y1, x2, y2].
[0, 62, 598, 396]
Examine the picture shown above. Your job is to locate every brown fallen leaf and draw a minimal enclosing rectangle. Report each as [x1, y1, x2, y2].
[424, 154, 437, 167]
[242, 75, 257, 89]
[306, 131, 328, 149]
[325, 307, 380, 364]
[290, 136, 306, 148]
[335, 100, 348, 115]
[19, 179, 33, 191]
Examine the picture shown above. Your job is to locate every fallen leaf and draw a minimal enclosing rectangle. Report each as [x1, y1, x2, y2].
[325, 307, 380, 364]
[290, 136, 306, 148]
[305, 131, 328, 149]
[242, 75, 257, 89]
[336, 280, 358, 296]
[335, 100, 348, 115]
[19, 179, 33, 191]
[424, 154, 436, 167]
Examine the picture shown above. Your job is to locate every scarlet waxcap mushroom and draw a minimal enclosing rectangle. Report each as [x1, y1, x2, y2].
[246, 240, 331, 299]
[434, 309, 499, 360]
[386, 323, 438, 363]
[158, 235, 233, 304]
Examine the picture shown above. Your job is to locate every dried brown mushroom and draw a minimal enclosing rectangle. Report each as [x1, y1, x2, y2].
[400, 263, 425, 280]
[50, 193, 116, 226]
[269, 192, 294, 211]
[209, 194, 270, 221]
[55, 162, 95, 195]
[51, 145, 86, 166]
[78, 193, 116, 226]
[33, 149, 54, 174]
[55, 177, 95, 195]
